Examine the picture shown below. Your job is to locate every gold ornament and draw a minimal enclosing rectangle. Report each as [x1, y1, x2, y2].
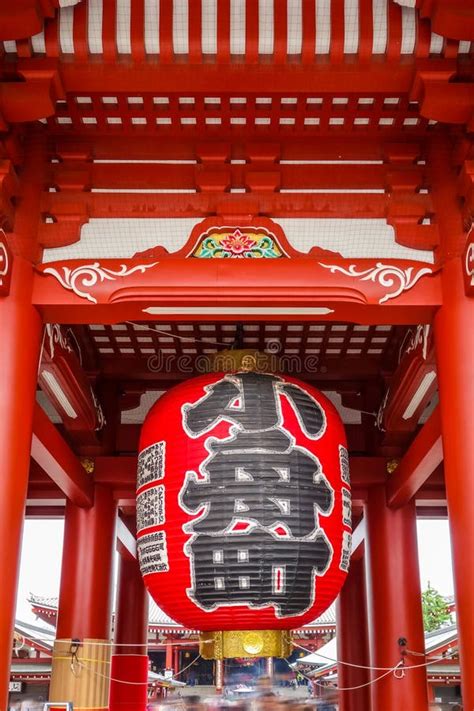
[200, 630, 292, 660]
[80, 457, 95, 474]
[209, 349, 277, 374]
[240, 354, 257, 372]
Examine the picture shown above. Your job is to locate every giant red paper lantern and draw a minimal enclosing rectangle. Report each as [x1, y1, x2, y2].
[137, 370, 351, 656]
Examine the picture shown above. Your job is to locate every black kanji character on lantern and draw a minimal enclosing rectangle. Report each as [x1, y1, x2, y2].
[183, 373, 282, 435]
[180, 431, 333, 537]
[180, 372, 334, 618]
[186, 529, 332, 616]
[183, 372, 326, 438]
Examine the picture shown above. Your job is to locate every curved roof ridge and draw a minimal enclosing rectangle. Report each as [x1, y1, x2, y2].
[29, 593, 336, 627]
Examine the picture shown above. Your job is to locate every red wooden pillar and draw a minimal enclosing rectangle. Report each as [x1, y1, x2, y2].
[0, 129, 45, 711]
[49, 485, 117, 710]
[165, 641, 174, 671]
[427, 683, 435, 703]
[173, 646, 180, 676]
[109, 551, 149, 711]
[336, 556, 371, 711]
[364, 486, 428, 711]
[0, 256, 42, 711]
[435, 263, 474, 709]
[429, 139, 474, 711]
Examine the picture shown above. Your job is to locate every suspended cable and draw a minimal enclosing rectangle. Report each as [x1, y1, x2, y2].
[37, 637, 211, 648]
[66, 653, 203, 687]
[289, 638, 456, 672]
[125, 321, 230, 346]
[286, 658, 405, 692]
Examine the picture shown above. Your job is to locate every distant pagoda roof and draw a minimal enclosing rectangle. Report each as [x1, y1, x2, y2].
[29, 593, 336, 630]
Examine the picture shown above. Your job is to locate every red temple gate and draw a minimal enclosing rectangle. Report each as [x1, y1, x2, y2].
[0, 1, 473, 710]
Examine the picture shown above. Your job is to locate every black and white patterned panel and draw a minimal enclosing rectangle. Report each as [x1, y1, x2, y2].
[138, 530, 169, 575]
[137, 441, 166, 489]
[339, 531, 352, 572]
[339, 445, 350, 485]
[137, 486, 165, 533]
[342, 487, 352, 528]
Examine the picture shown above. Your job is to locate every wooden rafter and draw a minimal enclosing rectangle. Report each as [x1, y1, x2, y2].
[386, 405, 443, 508]
[31, 403, 94, 507]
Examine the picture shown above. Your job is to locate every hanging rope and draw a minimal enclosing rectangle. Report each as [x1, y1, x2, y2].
[286, 658, 406, 692]
[287, 641, 458, 694]
[70, 653, 202, 687]
[289, 637, 456, 672]
[41, 637, 211, 648]
[167, 654, 202, 678]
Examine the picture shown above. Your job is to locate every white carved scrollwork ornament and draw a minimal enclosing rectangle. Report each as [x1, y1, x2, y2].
[466, 242, 474, 281]
[45, 323, 74, 358]
[318, 262, 433, 304]
[43, 261, 159, 304]
[376, 390, 389, 432]
[90, 387, 106, 431]
[400, 324, 431, 362]
[0, 241, 9, 287]
[378, 323, 431, 431]
[0, 228, 12, 296]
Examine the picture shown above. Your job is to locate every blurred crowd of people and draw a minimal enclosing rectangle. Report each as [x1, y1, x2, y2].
[149, 674, 464, 711]
[151, 693, 337, 711]
[148, 675, 337, 711]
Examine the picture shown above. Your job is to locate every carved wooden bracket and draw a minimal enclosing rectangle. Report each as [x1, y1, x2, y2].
[0, 60, 64, 129]
[0, 228, 13, 296]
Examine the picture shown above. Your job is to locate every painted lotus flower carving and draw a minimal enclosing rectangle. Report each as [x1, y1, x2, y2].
[220, 230, 257, 256]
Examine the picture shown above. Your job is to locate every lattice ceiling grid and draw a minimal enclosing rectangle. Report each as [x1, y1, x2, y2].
[45, 92, 437, 133]
[84, 321, 400, 360]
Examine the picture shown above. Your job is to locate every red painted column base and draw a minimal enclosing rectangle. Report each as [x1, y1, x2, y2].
[109, 655, 149, 711]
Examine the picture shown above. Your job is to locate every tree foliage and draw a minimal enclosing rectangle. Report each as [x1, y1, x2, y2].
[422, 583, 452, 632]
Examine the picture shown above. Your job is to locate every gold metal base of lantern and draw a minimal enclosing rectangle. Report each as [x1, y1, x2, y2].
[200, 630, 292, 659]
[209, 349, 277, 374]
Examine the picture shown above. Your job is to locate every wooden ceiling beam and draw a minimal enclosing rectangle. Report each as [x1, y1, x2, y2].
[386, 406, 443, 508]
[31, 403, 94, 507]
[16, 57, 436, 95]
[26, 487, 66, 501]
[95, 456, 137, 486]
[415, 506, 447, 519]
[25, 506, 65, 519]
[49, 161, 426, 192]
[42, 189, 432, 220]
[34, 264, 440, 326]
[51, 136, 425, 162]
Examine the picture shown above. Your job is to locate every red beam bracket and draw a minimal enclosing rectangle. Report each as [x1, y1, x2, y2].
[31, 403, 94, 507]
[386, 406, 443, 509]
